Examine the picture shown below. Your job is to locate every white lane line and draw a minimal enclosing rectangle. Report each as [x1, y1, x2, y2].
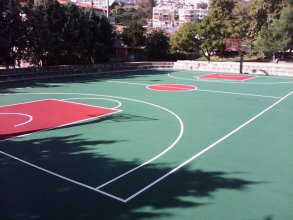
[61, 98, 122, 109]
[108, 80, 281, 99]
[108, 80, 148, 86]
[0, 113, 33, 127]
[95, 98, 184, 189]
[123, 91, 293, 202]
[197, 89, 281, 99]
[1, 93, 183, 202]
[0, 98, 52, 107]
[0, 150, 126, 202]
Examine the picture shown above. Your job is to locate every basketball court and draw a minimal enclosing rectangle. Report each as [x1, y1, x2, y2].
[0, 70, 292, 219]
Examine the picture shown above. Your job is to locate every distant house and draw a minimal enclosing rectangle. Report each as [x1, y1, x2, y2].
[152, 0, 209, 34]
[58, 0, 107, 15]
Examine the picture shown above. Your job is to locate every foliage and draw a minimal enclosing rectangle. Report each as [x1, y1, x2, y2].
[233, 1, 251, 37]
[287, 0, 293, 6]
[145, 30, 169, 60]
[255, 3, 293, 61]
[137, 0, 155, 19]
[171, 0, 292, 61]
[170, 23, 196, 53]
[0, 0, 115, 67]
[111, 3, 147, 26]
[209, 0, 237, 20]
[247, 0, 285, 40]
[0, 0, 27, 67]
[171, 0, 240, 61]
[120, 21, 145, 50]
[85, 13, 115, 63]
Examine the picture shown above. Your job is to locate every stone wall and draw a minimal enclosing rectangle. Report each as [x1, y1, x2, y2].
[0, 62, 174, 82]
[173, 61, 293, 77]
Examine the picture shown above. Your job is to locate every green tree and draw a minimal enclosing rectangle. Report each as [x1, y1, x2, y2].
[24, 0, 114, 65]
[86, 11, 115, 63]
[256, 17, 291, 62]
[24, 0, 66, 66]
[0, 0, 27, 68]
[247, 0, 285, 40]
[209, 0, 237, 20]
[145, 30, 169, 60]
[171, 15, 239, 61]
[256, 1, 293, 61]
[170, 22, 198, 53]
[23, 3, 53, 66]
[121, 21, 145, 54]
[287, 0, 293, 6]
[206, 0, 240, 54]
[233, 1, 251, 37]
[112, 4, 147, 26]
[62, 2, 83, 57]
[137, 0, 155, 19]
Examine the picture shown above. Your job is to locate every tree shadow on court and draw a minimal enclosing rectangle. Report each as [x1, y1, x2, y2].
[0, 133, 262, 220]
[0, 70, 173, 93]
[0, 114, 158, 142]
[0, 80, 64, 94]
[54, 114, 159, 131]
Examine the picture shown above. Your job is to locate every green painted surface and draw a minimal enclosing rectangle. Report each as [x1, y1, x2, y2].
[0, 70, 292, 219]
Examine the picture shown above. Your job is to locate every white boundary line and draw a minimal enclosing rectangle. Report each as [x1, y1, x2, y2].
[1, 91, 292, 202]
[0, 98, 121, 142]
[0, 98, 52, 107]
[0, 93, 183, 202]
[0, 113, 33, 127]
[52, 98, 119, 111]
[61, 98, 122, 109]
[108, 80, 281, 99]
[108, 80, 148, 86]
[168, 73, 293, 85]
[123, 90, 293, 202]
[197, 89, 281, 99]
[0, 150, 126, 202]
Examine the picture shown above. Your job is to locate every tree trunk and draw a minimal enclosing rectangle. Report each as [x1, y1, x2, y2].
[199, 48, 210, 62]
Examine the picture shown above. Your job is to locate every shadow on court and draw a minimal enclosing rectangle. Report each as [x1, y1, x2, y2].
[0, 134, 261, 220]
[0, 70, 172, 93]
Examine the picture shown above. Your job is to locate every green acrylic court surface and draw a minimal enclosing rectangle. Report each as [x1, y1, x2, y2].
[0, 70, 292, 220]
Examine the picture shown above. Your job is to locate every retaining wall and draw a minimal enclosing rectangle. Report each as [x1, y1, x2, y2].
[0, 62, 174, 82]
[173, 61, 293, 77]
[2, 61, 293, 83]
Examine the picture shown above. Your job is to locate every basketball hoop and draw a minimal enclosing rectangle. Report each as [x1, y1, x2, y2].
[239, 44, 251, 52]
[225, 38, 250, 74]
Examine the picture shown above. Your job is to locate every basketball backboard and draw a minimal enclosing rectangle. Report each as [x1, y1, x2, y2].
[226, 38, 246, 52]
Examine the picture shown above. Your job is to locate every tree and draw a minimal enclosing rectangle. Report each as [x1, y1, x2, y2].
[23, 0, 114, 66]
[209, 0, 237, 20]
[23, 2, 53, 66]
[256, 1, 293, 62]
[287, 0, 293, 6]
[206, 0, 240, 54]
[85, 11, 115, 64]
[170, 22, 198, 53]
[62, 2, 83, 57]
[145, 30, 169, 60]
[171, 14, 240, 61]
[137, 0, 155, 19]
[247, 0, 285, 40]
[121, 21, 145, 54]
[233, 1, 251, 37]
[0, 0, 27, 68]
[256, 17, 291, 62]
